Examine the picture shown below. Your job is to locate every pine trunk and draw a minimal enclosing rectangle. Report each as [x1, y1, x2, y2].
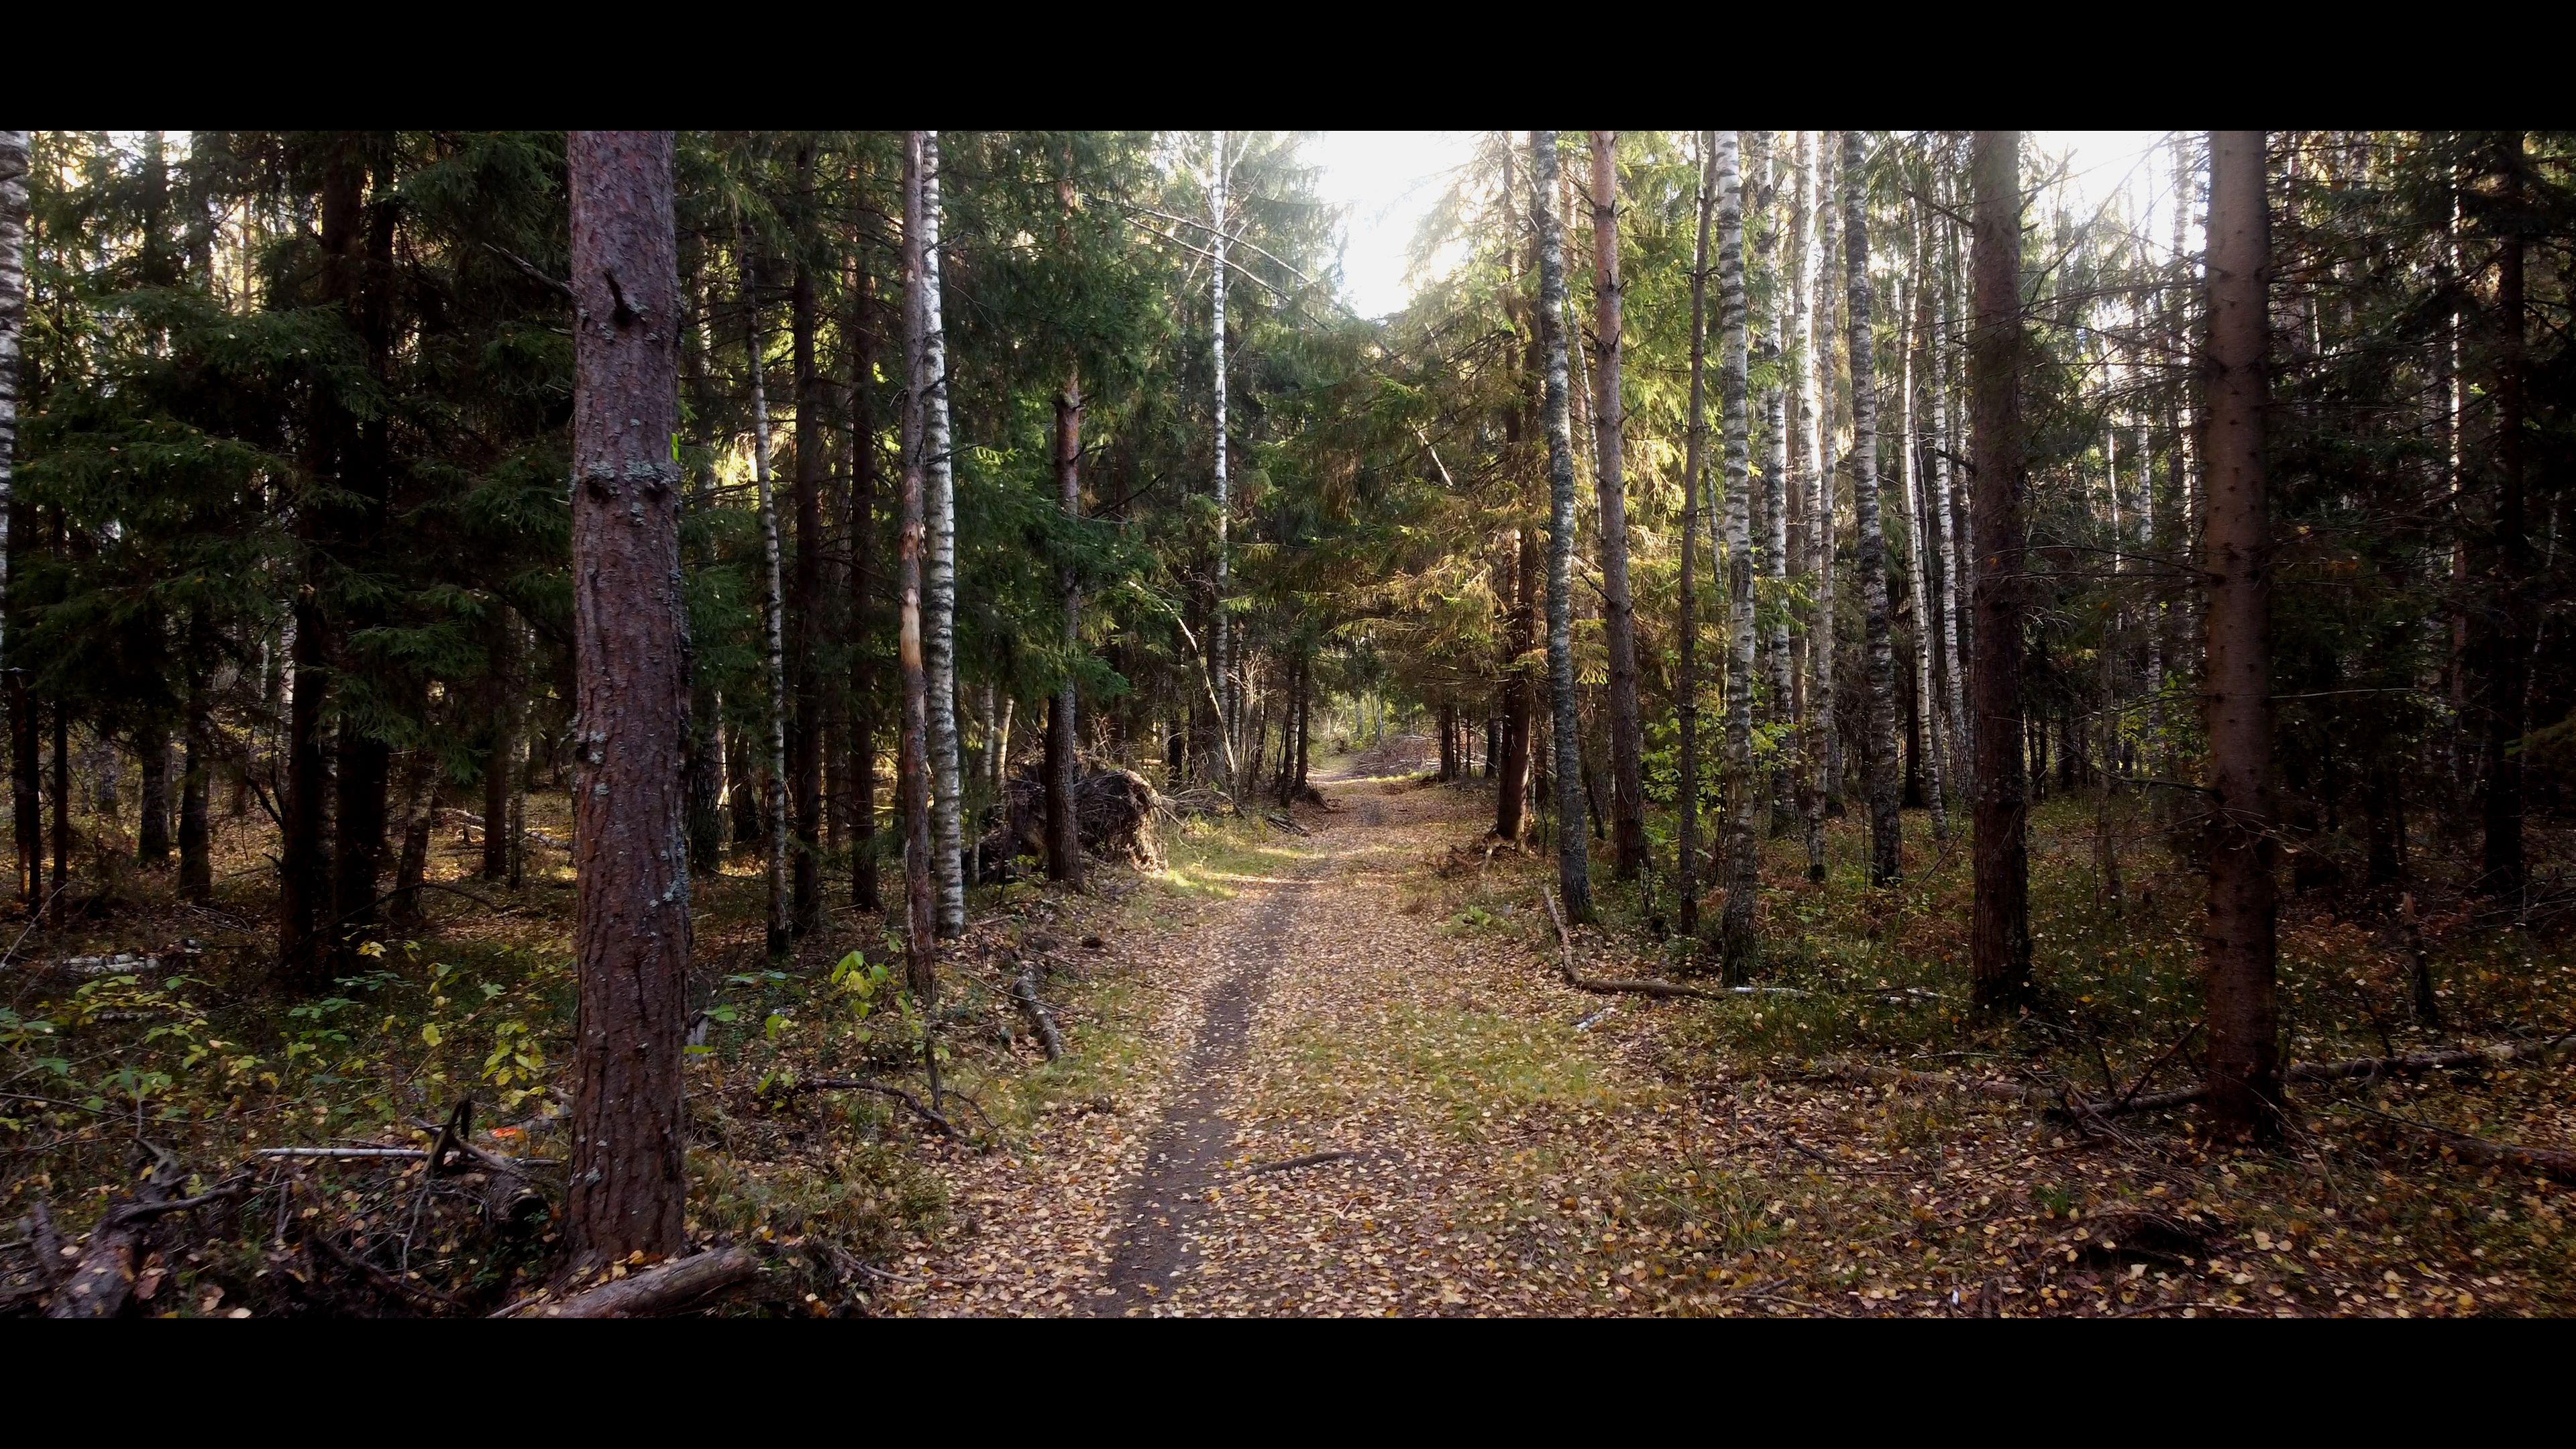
[745, 244, 792, 958]
[1969, 131, 2034, 1012]
[789, 144, 824, 936]
[1588, 132, 1647, 881]
[564, 130, 690, 1268]
[2200, 129, 2283, 1141]
[1048, 158, 1086, 888]
[1531, 132, 1595, 923]
[1676, 131, 1715, 942]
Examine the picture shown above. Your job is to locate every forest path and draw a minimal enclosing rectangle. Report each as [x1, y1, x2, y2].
[885, 763, 1708, 1317]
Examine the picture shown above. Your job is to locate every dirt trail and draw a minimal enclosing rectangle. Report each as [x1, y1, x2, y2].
[885, 765, 1703, 1318]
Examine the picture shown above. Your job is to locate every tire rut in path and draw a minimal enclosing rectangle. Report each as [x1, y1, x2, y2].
[1089, 854, 1322, 1316]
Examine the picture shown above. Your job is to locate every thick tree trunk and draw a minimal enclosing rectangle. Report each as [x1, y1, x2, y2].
[1531, 132, 1595, 924]
[1588, 131, 1647, 881]
[899, 133, 943, 1095]
[564, 130, 690, 1269]
[1677, 133, 1716, 942]
[918, 133, 965, 941]
[744, 244, 792, 958]
[1969, 131, 2034, 1012]
[1843, 131, 1901, 887]
[789, 144, 824, 936]
[1715, 133, 1761, 979]
[2200, 130, 2283, 1142]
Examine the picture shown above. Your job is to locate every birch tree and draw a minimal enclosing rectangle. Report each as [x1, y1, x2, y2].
[916, 131, 965, 938]
[1588, 131, 1647, 880]
[1714, 133, 1761, 978]
[1532, 131, 1593, 923]
[1791, 131, 1829, 881]
[1928, 170, 1970, 787]
[0, 132, 21, 910]
[564, 129, 689, 1267]
[1901, 205, 1948, 841]
[1209, 132, 1234, 792]
[1758, 135, 1794, 837]
[789, 144, 824, 936]
[1843, 130, 1901, 886]
[898, 131, 941, 1080]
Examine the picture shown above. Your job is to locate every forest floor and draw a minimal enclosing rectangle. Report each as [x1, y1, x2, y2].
[7, 750, 2573, 1316]
[878, 755, 2576, 1318]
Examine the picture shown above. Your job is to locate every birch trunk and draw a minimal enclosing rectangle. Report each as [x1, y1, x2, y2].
[2200, 129, 2282, 1141]
[1930, 187, 1970, 788]
[1587, 131, 1647, 881]
[1759, 137, 1794, 839]
[788, 145, 824, 935]
[1902, 219, 1949, 841]
[1813, 136, 1843, 820]
[898, 133, 941, 1086]
[1209, 133, 1234, 794]
[917, 132, 965, 940]
[0, 129, 28, 905]
[1842, 131, 1900, 886]
[1969, 131, 2033, 1012]
[1792, 131, 1829, 881]
[564, 129, 689, 1268]
[1530, 132, 1594, 923]
[1714, 134, 1760, 979]
[1676, 133, 1714, 942]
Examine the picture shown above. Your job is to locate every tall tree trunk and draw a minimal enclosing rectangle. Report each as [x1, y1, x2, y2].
[1715, 133, 1762, 979]
[918, 132, 965, 941]
[1792, 131, 1829, 881]
[2200, 129, 2282, 1142]
[50, 702, 67, 926]
[1902, 218, 1949, 842]
[1498, 527, 1538, 843]
[1814, 136, 1845, 820]
[482, 617, 517, 880]
[1208, 132, 1235, 794]
[1048, 162, 1085, 888]
[1843, 131, 1901, 887]
[1929, 189, 1970, 790]
[386, 747, 433, 930]
[564, 131, 690, 1268]
[682, 267, 727, 873]
[1532, 131, 1595, 923]
[1760, 138, 1796, 840]
[745, 243, 792, 958]
[1587, 131, 1647, 881]
[0, 131, 23, 909]
[1969, 130, 2034, 1013]
[1676, 133, 1716, 943]
[849, 266, 882, 912]
[788, 144, 824, 936]
[898, 132, 943, 1097]
[2477, 131, 2530, 904]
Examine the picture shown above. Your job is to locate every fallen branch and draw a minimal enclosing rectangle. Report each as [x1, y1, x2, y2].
[439, 807, 570, 852]
[505, 1247, 759, 1319]
[1542, 890, 1725, 1002]
[2365, 1112, 2576, 1185]
[1263, 812, 1311, 837]
[1243, 1150, 1366, 1176]
[42, 1163, 248, 1318]
[1011, 962, 1066, 1063]
[776, 1077, 961, 1138]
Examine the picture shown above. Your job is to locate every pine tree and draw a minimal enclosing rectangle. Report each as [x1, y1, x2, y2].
[1969, 130, 2033, 1012]
[1587, 132, 1647, 881]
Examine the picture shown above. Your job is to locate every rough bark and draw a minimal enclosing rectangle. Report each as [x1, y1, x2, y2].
[1677, 133, 1715, 941]
[2200, 129, 2282, 1142]
[1969, 130, 2034, 1012]
[1715, 134, 1760, 979]
[1588, 131, 1647, 881]
[564, 130, 690, 1268]
[743, 244, 791, 959]
[918, 132, 964, 941]
[1, 132, 27, 910]
[1531, 132, 1595, 924]
[1049, 158, 1085, 890]
[1843, 131, 1901, 886]
[788, 144, 824, 935]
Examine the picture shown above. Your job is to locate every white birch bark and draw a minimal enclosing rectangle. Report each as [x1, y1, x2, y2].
[1715, 133, 1760, 975]
[744, 246, 792, 955]
[1209, 132, 1233, 792]
[1898, 241, 1948, 841]
[1843, 130, 1900, 886]
[918, 132, 965, 938]
[1938, 179, 1972, 775]
[0, 131, 26, 661]
[1758, 137, 1794, 835]
[1791, 131, 1829, 881]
